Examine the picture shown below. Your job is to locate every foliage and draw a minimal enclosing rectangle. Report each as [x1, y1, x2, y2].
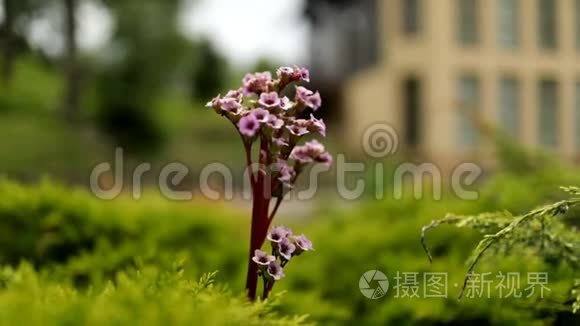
[94, 0, 192, 153]
[0, 55, 62, 114]
[0, 264, 309, 325]
[1, 142, 580, 324]
[574, 279, 580, 314]
[0, 179, 250, 292]
[190, 39, 229, 103]
[0, 58, 244, 182]
[482, 123, 552, 175]
[94, 63, 166, 154]
[422, 186, 580, 312]
[251, 59, 280, 76]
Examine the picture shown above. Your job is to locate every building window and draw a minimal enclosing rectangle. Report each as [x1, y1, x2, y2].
[402, 0, 421, 35]
[538, 79, 559, 148]
[538, 0, 557, 49]
[497, 0, 519, 48]
[457, 0, 480, 45]
[403, 77, 421, 147]
[498, 77, 520, 139]
[457, 76, 480, 147]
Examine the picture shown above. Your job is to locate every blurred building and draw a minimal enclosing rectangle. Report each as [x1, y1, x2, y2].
[305, 0, 380, 122]
[315, 0, 580, 164]
[305, 0, 380, 85]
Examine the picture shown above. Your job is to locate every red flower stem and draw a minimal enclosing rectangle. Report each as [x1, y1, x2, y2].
[243, 142, 256, 187]
[261, 278, 269, 300]
[263, 279, 274, 300]
[245, 196, 261, 300]
[257, 136, 272, 244]
[258, 196, 282, 239]
[245, 143, 260, 300]
[245, 137, 271, 301]
[232, 120, 255, 186]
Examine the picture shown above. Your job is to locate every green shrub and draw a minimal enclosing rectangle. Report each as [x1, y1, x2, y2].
[0, 167, 579, 324]
[0, 265, 309, 325]
[0, 179, 247, 285]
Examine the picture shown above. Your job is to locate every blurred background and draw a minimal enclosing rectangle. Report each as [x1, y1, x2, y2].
[0, 0, 314, 185]
[0, 0, 580, 325]
[3, 0, 580, 185]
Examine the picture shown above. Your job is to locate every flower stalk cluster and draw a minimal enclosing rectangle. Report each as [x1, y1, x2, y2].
[206, 66, 331, 301]
[253, 226, 314, 299]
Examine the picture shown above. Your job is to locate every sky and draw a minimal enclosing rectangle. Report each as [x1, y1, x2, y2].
[180, 0, 309, 68]
[0, 0, 309, 68]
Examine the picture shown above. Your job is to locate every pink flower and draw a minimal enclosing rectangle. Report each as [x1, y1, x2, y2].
[267, 226, 292, 243]
[293, 234, 314, 253]
[278, 168, 294, 183]
[275, 160, 295, 183]
[243, 71, 272, 95]
[287, 119, 310, 137]
[278, 237, 296, 261]
[290, 140, 329, 165]
[224, 88, 244, 101]
[220, 98, 242, 115]
[308, 114, 326, 137]
[272, 137, 289, 147]
[295, 86, 322, 111]
[266, 261, 285, 281]
[206, 95, 220, 108]
[266, 115, 284, 129]
[206, 95, 222, 113]
[280, 96, 293, 111]
[252, 249, 276, 266]
[238, 114, 260, 137]
[276, 66, 294, 79]
[206, 95, 243, 115]
[295, 86, 312, 101]
[287, 124, 309, 137]
[307, 92, 321, 110]
[251, 108, 269, 123]
[295, 67, 310, 83]
[277, 66, 310, 83]
[258, 92, 281, 110]
[290, 148, 313, 164]
[304, 139, 325, 156]
[316, 152, 333, 167]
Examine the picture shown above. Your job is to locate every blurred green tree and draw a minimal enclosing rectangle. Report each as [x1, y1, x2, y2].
[251, 58, 278, 74]
[95, 0, 191, 154]
[0, 0, 38, 84]
[62, 0, 80, 122]
[0, 0, 82, 121]
[0, 0, 16, 83]
[189, 39, 228, 104]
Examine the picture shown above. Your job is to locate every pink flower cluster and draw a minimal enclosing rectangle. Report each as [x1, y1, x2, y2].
[206, 66, 330, 301]
[253, 226, 314, 294]
[206, 66, 332, 191]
